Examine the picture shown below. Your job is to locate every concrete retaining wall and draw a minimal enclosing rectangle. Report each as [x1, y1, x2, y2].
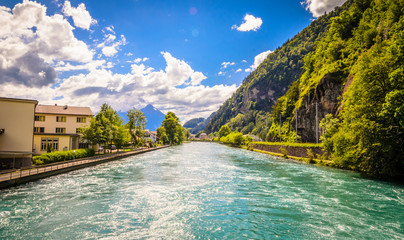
[250, 143, 325, 158]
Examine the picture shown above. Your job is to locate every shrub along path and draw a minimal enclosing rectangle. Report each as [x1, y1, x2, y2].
[0, 145, 169, 190]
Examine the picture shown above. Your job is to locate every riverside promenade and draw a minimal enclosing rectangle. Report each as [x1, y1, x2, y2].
[0, 145, 169, 190]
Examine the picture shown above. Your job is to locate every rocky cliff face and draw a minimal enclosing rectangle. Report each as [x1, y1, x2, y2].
[296, 74, 343, 142]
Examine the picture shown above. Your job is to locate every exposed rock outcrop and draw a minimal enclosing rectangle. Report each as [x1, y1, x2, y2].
[296, 73, 343, 142]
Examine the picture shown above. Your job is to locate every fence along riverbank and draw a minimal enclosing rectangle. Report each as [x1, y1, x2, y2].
[0, 145, 169, 190]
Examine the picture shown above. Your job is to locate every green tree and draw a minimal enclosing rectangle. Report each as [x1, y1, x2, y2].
[81, 103, 130, 150]
[161, 112, 184, 144]
[184, 128, 191, 140]
[218, 125, 231, 138]
[127, 109, 147, 146]
[113, 124, 131, 150]
[157, 126, 169, 144]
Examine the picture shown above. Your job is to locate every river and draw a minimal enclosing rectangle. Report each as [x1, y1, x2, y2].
[0, 142, 403, 239]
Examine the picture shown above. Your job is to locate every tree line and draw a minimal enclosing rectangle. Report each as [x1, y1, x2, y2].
[81, 103, 186, 150]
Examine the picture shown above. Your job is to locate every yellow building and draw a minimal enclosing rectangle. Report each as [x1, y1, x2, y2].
[33, 104, 93, 155]
[0, 97, 38, 169]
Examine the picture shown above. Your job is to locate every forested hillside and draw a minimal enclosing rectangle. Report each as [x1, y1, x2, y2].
[267, 0, 404, 179]
[207, 0, 404, 179]
[205, 1, 352, 139]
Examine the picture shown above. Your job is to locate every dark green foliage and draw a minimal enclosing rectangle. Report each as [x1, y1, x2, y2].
[82, 103, 130, 148]
[161, 112, 185, 145]
[266, 81, 300, 142]
[32, 149, 95, 165]
[207, 0, 403, 179]
[157, 126, 169, 144]
[127, 109, 147, 145]
[297, 0, 404, 179]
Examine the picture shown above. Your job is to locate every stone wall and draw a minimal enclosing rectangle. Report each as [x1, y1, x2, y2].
[251, 143, 325, 158]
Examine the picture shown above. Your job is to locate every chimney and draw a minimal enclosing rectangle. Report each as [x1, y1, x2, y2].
[63, 105, 68, 110]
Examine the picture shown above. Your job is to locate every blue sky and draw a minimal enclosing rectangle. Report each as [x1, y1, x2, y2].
[0, 0, 345, 121]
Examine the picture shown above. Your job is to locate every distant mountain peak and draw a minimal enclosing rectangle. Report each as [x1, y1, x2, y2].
[140, 104, 165, 131]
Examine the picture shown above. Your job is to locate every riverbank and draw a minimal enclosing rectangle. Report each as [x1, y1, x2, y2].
[250, 142, 330, 159]
[245, 142, 334, 166]
[0, 145, 169, 190]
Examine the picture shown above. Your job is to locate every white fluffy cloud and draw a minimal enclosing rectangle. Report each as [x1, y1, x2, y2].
[302, 0, 346, 17]
[232, 14, 262, 32]
[1, 1, 237, 121]
[0, 0, 93, 86]
[245, 50, 273, 72]
[97, 33, 127, 57]
[236, 68, 242, 73]
[221, 62, 235, 69]
[62, 1, 97, 30]
[1, 50, 236, 121]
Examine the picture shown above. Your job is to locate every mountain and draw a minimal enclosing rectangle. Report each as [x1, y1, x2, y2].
[206, 0, 404, 179]
[267, 0, 404, 179]
[204, 1, 351, 140]
[184, 112, 216, 134]
[118, 111, 129, 124]
[183, 118, 205, 129]
[141, 104, 165, 131]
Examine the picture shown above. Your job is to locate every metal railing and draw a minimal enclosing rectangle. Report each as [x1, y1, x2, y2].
[0, 146, 167, 182]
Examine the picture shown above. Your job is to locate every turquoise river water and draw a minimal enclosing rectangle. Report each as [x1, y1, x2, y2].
[0, 142, 403, 239]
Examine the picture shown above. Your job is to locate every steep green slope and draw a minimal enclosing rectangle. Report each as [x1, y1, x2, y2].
[267, 0, 404, 179]
[183, 118, 205, 129]
[205, 1, 352, 136]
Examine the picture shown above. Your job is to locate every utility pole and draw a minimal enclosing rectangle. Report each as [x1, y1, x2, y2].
[279, 114, 282, 142]
[315, 102, 318, 144]
[295, 109, 298, 142]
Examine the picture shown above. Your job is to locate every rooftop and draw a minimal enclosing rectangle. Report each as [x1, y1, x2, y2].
[0, 97, 38, 105]
[35, 104, 93, 116]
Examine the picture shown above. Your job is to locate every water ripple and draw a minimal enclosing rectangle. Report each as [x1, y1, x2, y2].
[0, 142, 403, 239]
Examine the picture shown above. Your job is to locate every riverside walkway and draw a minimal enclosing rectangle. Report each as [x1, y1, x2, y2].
[0, 145, 169, 190]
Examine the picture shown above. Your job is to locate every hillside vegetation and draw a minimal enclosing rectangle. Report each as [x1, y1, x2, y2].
[205, 1, 351, 139]
[206, 0, 404, 179]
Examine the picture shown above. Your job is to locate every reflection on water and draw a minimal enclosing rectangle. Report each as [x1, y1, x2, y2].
[0, 142, 403, 239]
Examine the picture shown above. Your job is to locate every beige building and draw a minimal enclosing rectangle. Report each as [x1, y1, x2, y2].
[33, 104, 93, 155]
[0, 97, 38, 169]
[200, 133, 209, 140]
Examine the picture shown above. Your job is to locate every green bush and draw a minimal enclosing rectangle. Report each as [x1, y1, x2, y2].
[32, 148, 95, 165]
[219, 132, 248, 146]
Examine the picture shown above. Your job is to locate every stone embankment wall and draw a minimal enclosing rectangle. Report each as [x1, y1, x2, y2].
[250, 143, 325, 158]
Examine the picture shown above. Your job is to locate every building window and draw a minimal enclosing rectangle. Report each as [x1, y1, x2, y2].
[56, 128, 66, 133]
[34, 127, 45, 133]
[41, 138, 47, 151]
[41, 138, 59, 151]
[77, 117, 86, 123]
[35, 115, 45, 121]
[56, 116, 66, 122]
[79, 143, 89, 149]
